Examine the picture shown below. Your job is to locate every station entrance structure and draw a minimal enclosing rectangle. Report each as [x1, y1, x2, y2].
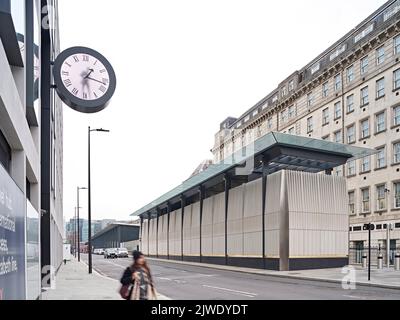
[131, 132, 375, 271]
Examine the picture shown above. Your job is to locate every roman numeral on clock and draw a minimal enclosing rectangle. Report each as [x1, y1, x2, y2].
[72, 88, 79, 96]
[99, 85, 107, 93]
[63, 79, 72, 87]
[62, 71, 69, 76]
[73, 55, 79, 62]
[99, 69, 106, 73]
[82, 55, 89, 62]
[83, 92, 88, 99]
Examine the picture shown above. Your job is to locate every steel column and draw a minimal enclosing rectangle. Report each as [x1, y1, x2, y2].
[181, 196, 186, 261]
[167, 203, 171, 260]
[261, 156, 269, 269]
[224, 174, 231, 265]
[199, 186, 204, 263]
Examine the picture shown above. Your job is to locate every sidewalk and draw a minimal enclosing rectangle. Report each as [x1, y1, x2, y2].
[41, 258, 169, 300]
[148, 258, 400, 290]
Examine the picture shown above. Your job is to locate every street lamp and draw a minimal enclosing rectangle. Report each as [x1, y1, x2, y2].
[88, 127, 110, 274]
[77, 187, 88, 262]
[75, 206, 82, 259]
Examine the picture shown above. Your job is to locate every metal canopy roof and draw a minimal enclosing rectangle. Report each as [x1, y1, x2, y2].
[131, 132, 376, 218]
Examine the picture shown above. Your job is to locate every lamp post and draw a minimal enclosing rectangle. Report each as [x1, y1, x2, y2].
[74, 207, 77, 258]
[77, 187, 87, 262]
[88, 127, 110, 274]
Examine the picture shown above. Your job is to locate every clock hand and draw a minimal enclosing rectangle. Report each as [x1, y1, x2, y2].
[84, 68, 95, 79]
[86, 76, 106, 85]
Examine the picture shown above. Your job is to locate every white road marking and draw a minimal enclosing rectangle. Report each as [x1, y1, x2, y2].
[202, 285, 257, 298]
[156, 274, 215, 281]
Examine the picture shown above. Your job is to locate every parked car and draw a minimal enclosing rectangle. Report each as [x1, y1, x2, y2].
[117, 248, 129, 258]
[98, 248, 105, 255]
[104, 248, 118, 259]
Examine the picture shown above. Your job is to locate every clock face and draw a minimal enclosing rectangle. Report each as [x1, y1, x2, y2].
[60, 53, 110, 101]
[53, 46, 116, 114]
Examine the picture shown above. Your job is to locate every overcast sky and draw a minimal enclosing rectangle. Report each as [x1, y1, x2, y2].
[60, 0, 387, 222]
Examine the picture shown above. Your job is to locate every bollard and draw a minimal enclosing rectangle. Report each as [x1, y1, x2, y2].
[395, 253, 400, 271]
[377, 253, 383, 269]
[362, 254, 368, 268]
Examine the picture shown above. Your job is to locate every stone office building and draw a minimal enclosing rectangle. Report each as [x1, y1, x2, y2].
[0, 0, 63, 300]
[211, 0, 400, 263]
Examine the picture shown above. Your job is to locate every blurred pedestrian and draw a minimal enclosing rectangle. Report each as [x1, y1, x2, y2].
[119, 251, 157, 300]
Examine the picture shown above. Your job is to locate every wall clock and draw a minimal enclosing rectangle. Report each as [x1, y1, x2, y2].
[53, 46, 116, 114]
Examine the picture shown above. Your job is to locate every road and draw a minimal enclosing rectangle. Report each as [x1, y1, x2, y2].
[81, 254, 400, 300]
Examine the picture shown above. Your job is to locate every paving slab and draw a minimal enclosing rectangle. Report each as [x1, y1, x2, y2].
[41, 258, 170, 300]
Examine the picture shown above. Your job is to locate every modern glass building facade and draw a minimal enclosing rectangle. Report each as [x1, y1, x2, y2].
[0, 0, 63, 300]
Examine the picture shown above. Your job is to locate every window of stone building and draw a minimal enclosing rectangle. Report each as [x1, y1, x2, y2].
[322, 108, 329, 125]
[334, 130, 342, 143]
[347, 124, 356, 144]
[376, 184, 387, 211]
[376, 78, 385, 99]
[394, 35, 400, 55]
[288, 105, 295, 119]
[289, 80, 294, 92]
[347, 94, 355, 113]
[307, 117, 313, 133]
[361, 188, 370, 213]
[334, 74, 342, 91]
[394, 182, 400, 209]
[361, 56, 369, 74]
[347, 160, 356, 176]
[348, 191, 355, 215]
[375, 112, 386, 133]
[376, 146, 386, 169]
[360, 119, 370, 139]
[334, 102, 342, 120]
[394, 69, 400, 90]
[361, 86, 369, 106]
[322, 82, 329, 97]
[307, 93, 314, 108]
[361, 156, 371, 173]
[376, 46, 385, 65]
[393, 105, 400, 126]
[393, 142, 400, 164]
[347, 65, 354, 83]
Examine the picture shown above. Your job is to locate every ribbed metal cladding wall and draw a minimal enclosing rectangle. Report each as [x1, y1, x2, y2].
[142, 219, 149, 255]
[201, 197, 214, 256]
[145, 170, 348, 265]
[212, 193, 225, 256]
[183, 205, 192, 256]
[168, 210, 176, 255]
[158, 214, 168, 255]
[244, 179, 263, 257]
[172, 209, 182, 256]
[149, 218, 157, 255]
[190, 202, 201, 256]
[285, 171, 348, 258]
[227, 185, 245, 256]
[265, 173, 281, 258]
